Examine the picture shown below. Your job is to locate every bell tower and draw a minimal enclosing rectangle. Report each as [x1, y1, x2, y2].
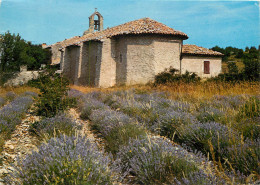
[84, 8, 103, 35]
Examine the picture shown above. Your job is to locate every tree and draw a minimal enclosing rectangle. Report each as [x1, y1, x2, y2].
[228, 62, 239, 74]
[0, 31, 51, 73]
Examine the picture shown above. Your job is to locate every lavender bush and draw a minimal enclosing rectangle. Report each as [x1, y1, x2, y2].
[80, 99, 109, 120]
[177, 122, 238, 160]
[212, 95, 246, 109]
[89, 108, 146, 154]
[114, 136, 201, 184]
[196, 106, 226, 123]
[226, 138, 260, 176]
[6, 135, 114, 184]
[0, 94, 34, 163]
[0, 96, 34, 133]
[175, 170, 226, 185]
[5, 91, 16, 101]
[90, 108, 136, 137]
[30, 114, 82, 139]
[67, 89, 84, 99]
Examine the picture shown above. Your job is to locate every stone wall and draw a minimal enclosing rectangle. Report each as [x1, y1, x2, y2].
[63, 46, 80, 84]
[5, 71, 40, 86]
[50, 43, 62, 65]
[77, 41, 102, 86]
[181, 56, 222, 78]
[99, 39, 116, 87]
[154, 36, 182, 74]
[113, 35, 182, 85]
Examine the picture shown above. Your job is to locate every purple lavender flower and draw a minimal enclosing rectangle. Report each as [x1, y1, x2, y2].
[30, 114, 82, 139]
[5, 135, 114, 184]
[114, 136, 203, 184]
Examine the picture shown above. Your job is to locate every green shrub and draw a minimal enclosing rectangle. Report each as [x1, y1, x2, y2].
[154, 67, 201, 85]
[31, 69, 76, 117]
[104, 123, 146, 155]
[29, 114, 82, 140]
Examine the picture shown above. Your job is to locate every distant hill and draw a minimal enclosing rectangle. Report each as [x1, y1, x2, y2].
[211, 46, 259, 74]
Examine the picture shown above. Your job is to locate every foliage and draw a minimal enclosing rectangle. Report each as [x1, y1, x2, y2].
[0, 31, 51, 72]
[237, 96, 260, 119]
[6, 135, 114, 185]
[154, 67, 201, 85]
[114, 136, 200, 184]
[227, 138, 260, 176]
[31, 69, 76, 117]
[227, 62, 239, 74]
[177, 122, 237, 159]
[210, 45, 260, 82]
[29, 114, 82, 139]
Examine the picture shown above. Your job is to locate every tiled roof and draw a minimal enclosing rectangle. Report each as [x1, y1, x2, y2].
[182, 44, 224, 56]
[44, 36, 81, 49]
[63, 18, 188, 48]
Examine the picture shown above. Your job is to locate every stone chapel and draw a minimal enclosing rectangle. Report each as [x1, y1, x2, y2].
[44, 9, 223, 87]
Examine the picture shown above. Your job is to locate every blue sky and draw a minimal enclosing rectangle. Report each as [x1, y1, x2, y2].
[0, 0, 259, 49]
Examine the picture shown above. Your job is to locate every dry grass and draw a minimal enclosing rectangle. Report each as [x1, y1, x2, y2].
[71, 81, 259, 100]
[0, 86, 39, 96]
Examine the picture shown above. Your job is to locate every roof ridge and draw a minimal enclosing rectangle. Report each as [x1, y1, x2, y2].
[62, 18, 188, 48]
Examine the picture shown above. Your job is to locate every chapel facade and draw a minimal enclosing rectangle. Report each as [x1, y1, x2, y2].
[44, 10, 223, 87]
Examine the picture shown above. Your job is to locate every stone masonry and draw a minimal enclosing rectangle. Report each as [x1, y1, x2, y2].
[46, 10, 223, 87]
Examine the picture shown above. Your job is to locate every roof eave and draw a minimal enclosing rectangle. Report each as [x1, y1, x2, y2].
[182, 53, 224, 57]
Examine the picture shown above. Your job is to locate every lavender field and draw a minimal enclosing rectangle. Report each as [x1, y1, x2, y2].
[0, 86, 259, 184]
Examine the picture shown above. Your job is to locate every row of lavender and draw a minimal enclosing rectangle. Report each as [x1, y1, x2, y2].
[77, 91, 225, 184]
[97, 90, 259, 182]
[0, 92, 36, 164]
[6, 91, 116, 184]
[4, 89, 258, 184]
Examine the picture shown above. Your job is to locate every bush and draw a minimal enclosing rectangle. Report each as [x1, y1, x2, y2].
[175, 170, 226, 185]
[0, 94, 34, 164]
[32, 69, 76, 117]
[104, 123, 146, 155]
[237, 96, 260, 119]
[196, 107, 225, 123]
[6, 135, 114, 184]
[156, 109, 197, 139]
[80, 99, 109, 120]
[234, 117, 259, 140]
[29, 114, 82, 139]
[154, 67, 201, 85]
[227, 139, 260, 176]
[89, 108, 137, 137]
[114, 136, 200, 184]
[177, 122, 237, 160]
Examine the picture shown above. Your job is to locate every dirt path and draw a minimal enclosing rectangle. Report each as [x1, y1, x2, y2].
[0, 111, 39, 184]
[68, 108, 104, 148]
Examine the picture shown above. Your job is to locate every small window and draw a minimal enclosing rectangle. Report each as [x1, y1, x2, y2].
[204, 61, 210, 74]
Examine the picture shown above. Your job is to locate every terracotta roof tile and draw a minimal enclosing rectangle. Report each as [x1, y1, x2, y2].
[182, 44, 224, 56]
[45, 36, 82, 48]
[63, 18, 188, 48]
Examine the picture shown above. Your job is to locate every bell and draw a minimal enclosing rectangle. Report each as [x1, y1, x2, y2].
[94, 20, 99, 30]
